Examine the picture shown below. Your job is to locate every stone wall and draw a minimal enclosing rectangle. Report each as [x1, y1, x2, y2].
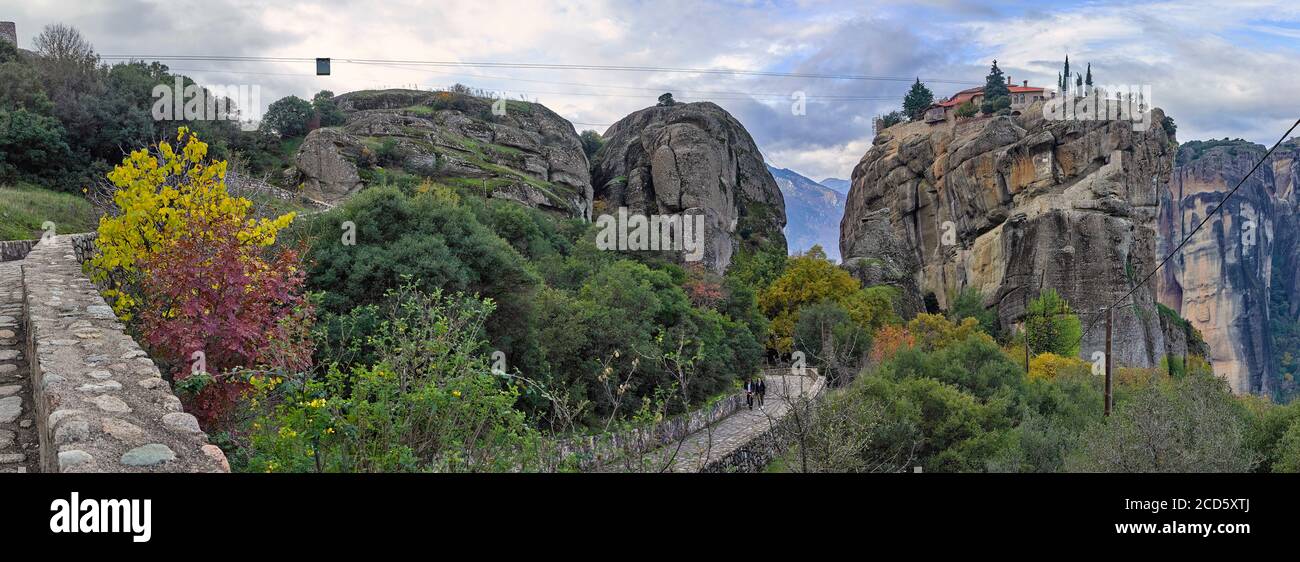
[0, 240, 35, 262]
[23, 234, 228, 472]
[556, 390, 748, 470]
[701, 373, 826, 473]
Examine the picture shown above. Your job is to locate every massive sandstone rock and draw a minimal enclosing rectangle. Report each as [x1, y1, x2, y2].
[839, 102, 1190, 369]
[591, 102, 787, 273]
[1157, 139, 1300, 396]
[294, 89, 592, 219]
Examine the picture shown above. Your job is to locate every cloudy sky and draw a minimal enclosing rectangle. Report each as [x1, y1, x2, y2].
[4, 0, 1299, 181]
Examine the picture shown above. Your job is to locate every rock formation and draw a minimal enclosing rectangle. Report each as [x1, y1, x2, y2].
[591, 101, 787, 273]
[1157, 139, 1300, 397]
[294, 89, 592, 219]
[839, 101, 1189, 369]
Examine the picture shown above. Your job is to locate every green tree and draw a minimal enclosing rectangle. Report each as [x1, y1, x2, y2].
[657, 93, 676, 106]
[1024, 289, 1082, 358]
[879, 110, 905, 129]
[312, 90, 345, 127]
[1061, 55, 1071, 97]
[579, 129, 603, 161]
[902, 78, 934, 121]
[262, 95, 314, 138]
[981, 60, 1010, 115]
[0, 108, 73, 188]
[948, 287, 998, 339]
[1067, 372, 1256, 472]
[954, 100, 976, 118]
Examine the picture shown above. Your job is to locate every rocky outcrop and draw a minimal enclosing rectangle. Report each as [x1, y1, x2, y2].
[840, 102, 1178, 368]
[295, 89, 593, 219]
[1157, 139, 1300, 397]
[591, 102, 787, 273]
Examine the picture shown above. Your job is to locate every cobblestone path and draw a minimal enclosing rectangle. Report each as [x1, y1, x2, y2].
[0, 262, 38, 473]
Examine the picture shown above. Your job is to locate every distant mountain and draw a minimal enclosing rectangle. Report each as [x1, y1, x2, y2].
[819, 177, 851, 194]
[768, 165, 845, 261]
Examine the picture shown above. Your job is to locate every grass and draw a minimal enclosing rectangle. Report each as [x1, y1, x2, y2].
[0, 183, 99, 241]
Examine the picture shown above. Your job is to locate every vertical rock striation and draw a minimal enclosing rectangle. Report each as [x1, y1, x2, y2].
[839, 102, 1180, 368]
[1158, 139, 1300, 397]
[591, 102, 787, 273]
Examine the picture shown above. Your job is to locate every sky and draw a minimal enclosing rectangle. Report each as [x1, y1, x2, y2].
[3, 0, 1299, 181]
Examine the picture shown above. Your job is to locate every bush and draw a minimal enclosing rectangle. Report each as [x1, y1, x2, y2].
[242, 286, 544, 472]
[954, 100, 977, 118]
[89, 128, 296, 319]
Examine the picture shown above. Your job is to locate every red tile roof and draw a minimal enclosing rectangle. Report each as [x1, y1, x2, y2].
[934, 85, 1047, 108]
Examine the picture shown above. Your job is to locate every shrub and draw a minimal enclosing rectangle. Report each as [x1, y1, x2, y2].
[138, 211, 313, 425]
[89, 127, 295, 319]
[243, 287, 543, 472]
[1028, 352, 1090, 381]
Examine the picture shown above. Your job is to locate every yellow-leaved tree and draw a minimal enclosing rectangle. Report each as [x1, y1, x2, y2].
[88, 127, 295, 319]
[758, 245, 898, 353]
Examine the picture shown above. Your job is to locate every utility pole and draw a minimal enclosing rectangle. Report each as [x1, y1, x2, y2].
[1104, 307, 1113, 417]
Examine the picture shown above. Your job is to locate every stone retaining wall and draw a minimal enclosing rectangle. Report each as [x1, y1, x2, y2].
[23, 234, 228, 472]
[0, 239, 35, 262]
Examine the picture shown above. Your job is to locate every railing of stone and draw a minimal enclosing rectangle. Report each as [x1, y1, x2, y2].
[554, 367, 817, 470]
[554, 388, 747, 470]
[0, 239, 36, 263]
[23, 234, 228, 472]
[700, 369, 826, 473]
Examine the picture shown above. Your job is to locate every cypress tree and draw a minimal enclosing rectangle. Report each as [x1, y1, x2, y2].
[1085, 63, 1093, 87]
[1062, 55, 1070, 96]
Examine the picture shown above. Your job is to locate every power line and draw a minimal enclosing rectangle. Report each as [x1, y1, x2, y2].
[1077, 116, 1300, 349]
[99, 54, 981, 85]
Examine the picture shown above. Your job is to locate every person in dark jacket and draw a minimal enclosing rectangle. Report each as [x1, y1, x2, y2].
[744, 379, 754, 410]
[757, 378, 767, 409]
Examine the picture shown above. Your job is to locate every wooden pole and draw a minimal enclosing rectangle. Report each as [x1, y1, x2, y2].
[1104, 307, 1113, 417]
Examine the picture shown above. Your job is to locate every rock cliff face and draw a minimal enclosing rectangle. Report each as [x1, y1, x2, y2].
[839, 102, 1185, 368]
[1157, 139, 1300, 397]
[294, 89, 592, 219]
[591, 102, 787, 273]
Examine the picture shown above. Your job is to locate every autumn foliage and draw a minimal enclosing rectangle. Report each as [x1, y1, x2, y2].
[90, 128, 310, 425]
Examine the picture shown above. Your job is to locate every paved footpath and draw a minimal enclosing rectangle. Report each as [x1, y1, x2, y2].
[633, 374, 823, 473]
[0, 261, 38, 473]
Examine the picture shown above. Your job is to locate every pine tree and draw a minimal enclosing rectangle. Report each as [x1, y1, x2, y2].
[902, 78, 935, 120]
[981, 60, 1011, 115]
[1085, 63, 1093, 87]
[1076, 72, 1083, 91]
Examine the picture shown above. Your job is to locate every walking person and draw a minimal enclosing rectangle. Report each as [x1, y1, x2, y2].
[757, 377, 767, 410]
[744, 378, 754, 410]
